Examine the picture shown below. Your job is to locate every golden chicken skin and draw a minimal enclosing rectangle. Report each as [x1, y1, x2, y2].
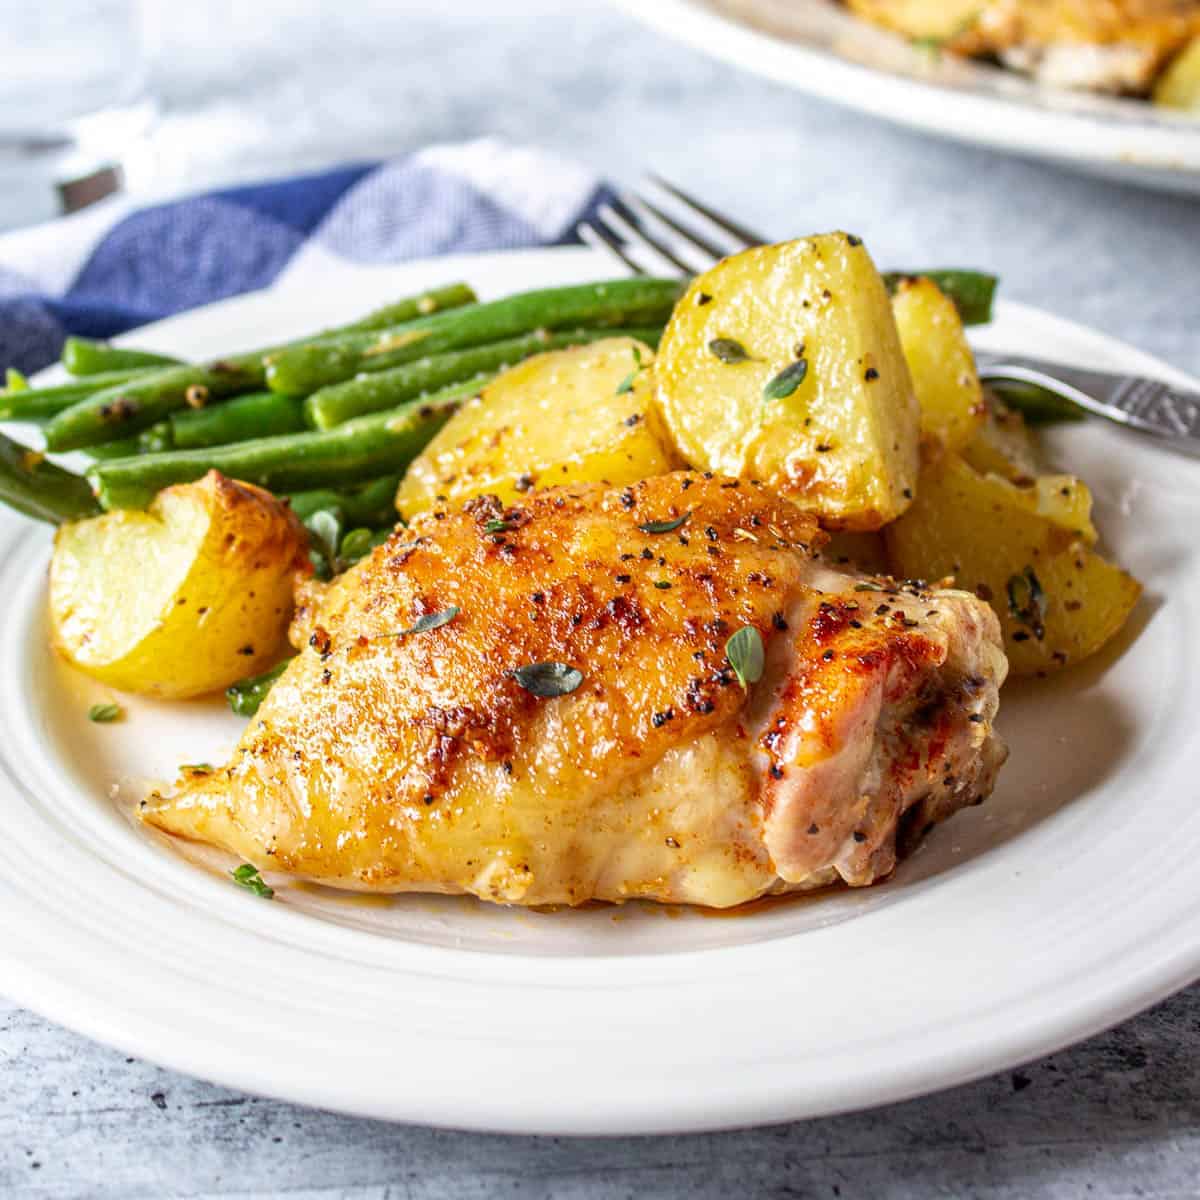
[143, 472, 1008, 908]
[846, 0, 1200, 93]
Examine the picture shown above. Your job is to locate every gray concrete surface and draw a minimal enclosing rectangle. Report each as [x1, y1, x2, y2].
[2, 2, 1199, 1195]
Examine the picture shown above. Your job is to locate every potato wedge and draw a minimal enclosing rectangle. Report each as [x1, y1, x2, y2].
[654, 234, 919, 531]
[961, 395, 1038, 482]
[891, 275, 984, 455]
[884, 454, 1140, 676]
[395, 337, 675, 517]
[50, 471, 308, 698]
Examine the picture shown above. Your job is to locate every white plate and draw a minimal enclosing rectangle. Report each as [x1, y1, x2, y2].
[617, 0, 1200, 194]
[2, 245, 1199, 1135]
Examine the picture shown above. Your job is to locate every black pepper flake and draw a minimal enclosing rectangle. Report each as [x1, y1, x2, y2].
[681, 478, 693, 491]
[665, 836, 681, 848]
[849, 619, 863, 629]
[321, 669, 332, 684]
[652, 709, 675, 728]
[864, 367, 879, 381]
[822, 650, 835, 662]
[1012, 631, 1030, 642]
[502, 760, 513, 774]
[422, 793, 435, 806]
[531, 591, 545, 604]
[616, 573, 631, 583]
[852, 830, 867, 843]
[624, 413, 642, 427]
[641, 548, 654, 560]
[705, 525, 719, 541]
[772, 612, 789, 631]
[696, 292, 712, 306]
[514, 473, 534, 493]
[902, 487, 913, 499]
[968, 713, 984, 723]
[769, 764, 784, 780]
[846, 233, 862, 246]
[875, 604, 891, 616]
[807, 823, 820, 835]
[815, 443, 833, 453]
[619, 489, 635, 509]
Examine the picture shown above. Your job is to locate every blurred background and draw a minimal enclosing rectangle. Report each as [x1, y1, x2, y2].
[2, 0, 1196, 375]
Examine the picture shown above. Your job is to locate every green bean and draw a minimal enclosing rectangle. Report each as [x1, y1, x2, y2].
[883, 270, 998, 326]
[88, 375, 489, 511]
[305, 326, 663, 429]
[0, 433, 101, 524]
[987, 381, 1087, 426]
[0, 367, 156, 421]
[171, 391, 306, 448]
[286, 473, 403, 527]
[226, 659, 292, 717]
[62, 338, 182, 376]
[265, 278, 684, 395]
[44, 282, 477, 452]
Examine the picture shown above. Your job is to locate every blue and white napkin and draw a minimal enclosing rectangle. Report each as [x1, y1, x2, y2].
[0, 139, 615, 375]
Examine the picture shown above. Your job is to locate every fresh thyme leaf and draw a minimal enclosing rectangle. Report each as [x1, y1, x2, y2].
[484, 519, 511, 534]
[726, 626, 764, 689]
[638, 512, 690, 535]
[88, 702, 121, 723]
[708, 337, 752, 365]
[231, 863, 274, 899]
[654, 580, 672, 589]
[1006, 567, 1047, 640]
[763, 359, 809, 401]
[511, 661, 583, 698]
[395, 605, 460, 637]
[854, 582, 883, 592]
[615, 345, 646, 395]
[180, 763, 214, 773]
[304, 508, 342, 579]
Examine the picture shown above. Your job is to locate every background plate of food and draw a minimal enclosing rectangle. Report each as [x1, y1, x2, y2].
[0, 241, 1198, 1134]
[617, 0, 1200, 194]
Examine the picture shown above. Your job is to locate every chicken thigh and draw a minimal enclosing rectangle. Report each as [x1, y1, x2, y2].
[143, 472, 1008, 908]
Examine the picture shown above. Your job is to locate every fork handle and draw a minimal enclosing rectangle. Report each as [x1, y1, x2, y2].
[975, 354, 1200, 444]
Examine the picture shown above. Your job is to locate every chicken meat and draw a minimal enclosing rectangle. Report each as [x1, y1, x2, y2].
[143, 472, 1008, 908]
[846, 0, 1200, 94]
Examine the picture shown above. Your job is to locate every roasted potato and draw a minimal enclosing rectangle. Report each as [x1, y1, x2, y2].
[50, 471, 308, 698]
[654, 234, 919, 531]
[395, 336, 675, 518]
[961, 395, 1039, 482]
[884, 454, 1140, 675]
[891, 275, 984, 455]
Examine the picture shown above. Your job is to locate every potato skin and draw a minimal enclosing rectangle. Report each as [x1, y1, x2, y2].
[885, 454, 1140, 675]
[395, 337, 675, 518]
[50, 470, 309, 698]
[654, 234, 919, 532]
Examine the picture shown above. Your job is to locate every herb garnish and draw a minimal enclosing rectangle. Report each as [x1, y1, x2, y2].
[88, 702, 121, 723]
[615, 345, 646, 395]
[726, 626, 764, 689]
[511, 661, 583, 697]
[181, 763, 214, 773]
[484, 519, 511, 534]
[394, 606, 460, 637]
[231, 863, 274, 899]
[708, 337, 753, 365]
[654, 580, 672, 590]
[638, 512, 689, 535]
[763, 359, 809, 401]
[1006, 567, 1046, 640]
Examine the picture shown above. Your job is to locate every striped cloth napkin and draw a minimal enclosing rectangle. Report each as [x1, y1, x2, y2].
[0, 139, 614, 377]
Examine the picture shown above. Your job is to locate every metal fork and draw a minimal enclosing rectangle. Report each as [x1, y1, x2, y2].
[578, 178, 1200, 446]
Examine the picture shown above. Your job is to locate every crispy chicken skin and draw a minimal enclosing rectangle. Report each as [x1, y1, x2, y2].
[847, 0, 1200, 93]
[143, 473, 1008, 908]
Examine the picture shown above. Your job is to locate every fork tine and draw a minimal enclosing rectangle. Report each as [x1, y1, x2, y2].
[645, 174, 767, 250]
[622, 192, 726, 267]
[576, 221, 645, 276]
[600, 201, 692, 277]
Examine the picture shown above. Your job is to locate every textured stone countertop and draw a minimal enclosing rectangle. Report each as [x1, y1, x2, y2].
[2, 2, 1199, 1196]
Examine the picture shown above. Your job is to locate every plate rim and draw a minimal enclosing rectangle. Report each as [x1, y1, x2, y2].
[614, 0, 1200, 186]
[3, 244, 1200, 1134]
